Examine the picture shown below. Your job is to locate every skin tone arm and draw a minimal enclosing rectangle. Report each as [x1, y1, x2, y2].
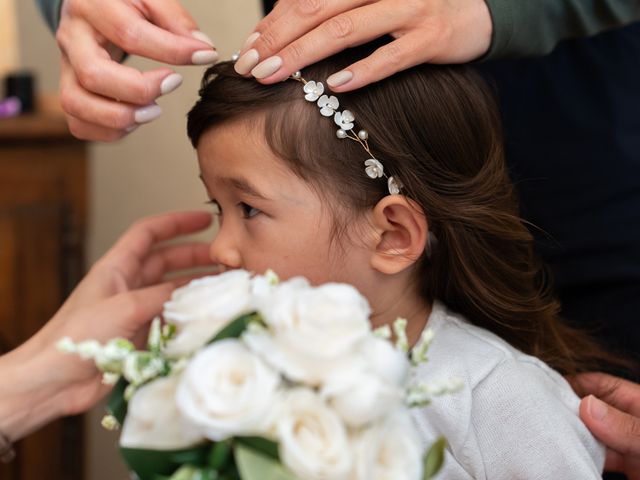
[0, 211, 214, 442]
[569, 372, 640, 480]
[54, 0, 219, 142]
[233, 0, 493, 90]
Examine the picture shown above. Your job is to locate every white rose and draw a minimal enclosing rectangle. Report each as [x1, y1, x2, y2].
[120, 374, 204, 450]
[162, 270, 253, 358]
[278, 388, 352, 480]
[352, 409, 423, 480]
[245, 281, 371, 384]
[175, 339, 281, 441]
[322, 337, 408, 428]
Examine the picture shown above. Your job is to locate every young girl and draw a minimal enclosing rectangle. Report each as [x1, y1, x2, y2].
[186, 39, 618, 478]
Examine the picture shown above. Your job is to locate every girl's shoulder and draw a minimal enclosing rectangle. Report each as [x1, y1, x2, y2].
[409, 301, 604, 479]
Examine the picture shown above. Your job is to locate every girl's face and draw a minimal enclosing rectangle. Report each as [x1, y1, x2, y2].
[197, 119, 375, 290]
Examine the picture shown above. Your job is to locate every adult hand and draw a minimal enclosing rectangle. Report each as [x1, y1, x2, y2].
[234, 0, 493, 91]
[55, 0, 220, 142]
[569, 372, 640, 479]
[0, 211, 215, 441]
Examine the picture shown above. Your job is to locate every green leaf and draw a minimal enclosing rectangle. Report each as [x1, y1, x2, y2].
[235, 437, 279, 460]
[209, 440, 232, 470]
[121, 444, 211, 480]
[423, 437, 447, 480]
[208, 313, 261, 343]
[107, 377, 129, 424]
[234, 444, 299, 480]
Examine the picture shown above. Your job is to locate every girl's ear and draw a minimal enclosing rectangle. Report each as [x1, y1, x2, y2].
[369, 195, 428, 275]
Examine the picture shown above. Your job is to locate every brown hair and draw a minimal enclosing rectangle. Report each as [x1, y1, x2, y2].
[188, 39, 629, 375]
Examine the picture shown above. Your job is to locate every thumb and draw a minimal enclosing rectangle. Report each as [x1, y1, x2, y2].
[580, 395, 640, 456]
[145, 0, 213, 42]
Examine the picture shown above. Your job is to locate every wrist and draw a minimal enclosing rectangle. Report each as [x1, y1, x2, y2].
[0, 347, 66, 442]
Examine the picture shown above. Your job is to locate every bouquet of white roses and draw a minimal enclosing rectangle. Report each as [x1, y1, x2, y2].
[60, 270, 452, 480]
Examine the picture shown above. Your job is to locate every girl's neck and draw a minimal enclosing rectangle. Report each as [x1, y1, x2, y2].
[369, 281, 431, 348]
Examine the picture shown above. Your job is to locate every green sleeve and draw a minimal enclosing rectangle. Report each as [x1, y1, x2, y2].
[485, 0, 640, 58]
[35, 0, 63, 32]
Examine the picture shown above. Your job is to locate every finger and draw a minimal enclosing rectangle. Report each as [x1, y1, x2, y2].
[247, 2, 411, 82]
[580, 395, 640, 456]
[65, 113, 130, 142]
[570, 372, 640, 417]
[63, 19, 181, 105]
[140, 243, 214, 286]
[324, 32, 433, 92]
[106, 211, 213, 269]
[82, 1, 218, 65]
[60, 56, 141, 131]
[144, 0, 201, 36]
[235, 0, 370, 76]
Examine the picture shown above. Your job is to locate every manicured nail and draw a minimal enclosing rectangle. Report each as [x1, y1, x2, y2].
[587, 395, 607, 421]
[327, 70, 353, 88]
[242, 32, 260, 50]
[134, 103, 162, 124]
[192, 50, 219, 65]
[251, 56, 283, 79]
[160, 73, 183, 96]
[191, 30, 214, 47]
[234, 49, 259, 75]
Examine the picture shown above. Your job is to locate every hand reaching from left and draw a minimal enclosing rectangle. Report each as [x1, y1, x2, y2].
[0, 211, 215, 441]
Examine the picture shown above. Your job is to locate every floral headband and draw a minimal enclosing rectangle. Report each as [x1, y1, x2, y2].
[230, 54, 402, 195]
[289, 71, 402, 195]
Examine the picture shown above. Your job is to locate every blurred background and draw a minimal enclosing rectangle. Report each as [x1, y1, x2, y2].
[0, 0, 261, 478]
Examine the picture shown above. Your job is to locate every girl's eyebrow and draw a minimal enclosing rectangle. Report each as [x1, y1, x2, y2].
[198, 173, 269, 201]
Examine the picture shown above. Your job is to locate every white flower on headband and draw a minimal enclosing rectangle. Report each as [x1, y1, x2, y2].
[334, 110, 355, 130]
[388, 176, 402, 195]
[318, 95, 340, 117]
[364, 159, 384, 179]
[303, 81, 324, 101]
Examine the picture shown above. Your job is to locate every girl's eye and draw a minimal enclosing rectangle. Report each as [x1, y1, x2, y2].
[206, 199, 222, 217]
[240, 202, 261, 219]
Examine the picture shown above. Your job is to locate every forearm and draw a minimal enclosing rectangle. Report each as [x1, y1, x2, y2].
[35, 0, 63, 32]
[485, 0, 640, 58]
[0, 347, 65, 442]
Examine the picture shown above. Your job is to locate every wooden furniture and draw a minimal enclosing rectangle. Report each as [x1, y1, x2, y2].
[0, 99, 86, 480]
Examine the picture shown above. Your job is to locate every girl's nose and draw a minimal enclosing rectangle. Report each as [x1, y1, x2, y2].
[208, 231, 242, 271]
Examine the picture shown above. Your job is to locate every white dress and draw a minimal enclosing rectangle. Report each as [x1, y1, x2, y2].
[411, 301, 605, 479]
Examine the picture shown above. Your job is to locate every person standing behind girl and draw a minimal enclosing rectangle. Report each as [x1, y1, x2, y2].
[185, 40, 629, 478]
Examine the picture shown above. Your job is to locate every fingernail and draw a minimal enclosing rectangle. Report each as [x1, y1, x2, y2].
[134, 103, 162, 124]
[327, 70, 353, 88]
[160, 73, 183, 96]
[191, 30, 214, 47]
[251, 56, 283, 79]
[587, 395, 607, 421]
[242, 32, 260, 50]
[125, 124, 139, 133]
[192, 50, 219, 65]
[234, 49, 259, 75]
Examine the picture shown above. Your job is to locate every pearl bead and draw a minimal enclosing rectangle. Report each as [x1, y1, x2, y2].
[358, 129, 369, 140]
[292, 71, 302, 79]
[231, 52, 240, 62]
[336, 129, 347, 139]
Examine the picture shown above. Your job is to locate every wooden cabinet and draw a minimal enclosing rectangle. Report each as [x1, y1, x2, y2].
[0, 103, 86, 480]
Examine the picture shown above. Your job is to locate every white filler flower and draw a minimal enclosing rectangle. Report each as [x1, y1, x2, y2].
[245, 280, 371, 385]
[176, 339, 281, 441]
[162, 270, 253, 358]
[352, 408, 424, 480]
[120, 374, 204, 450]
[277, 388, 352, 480]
